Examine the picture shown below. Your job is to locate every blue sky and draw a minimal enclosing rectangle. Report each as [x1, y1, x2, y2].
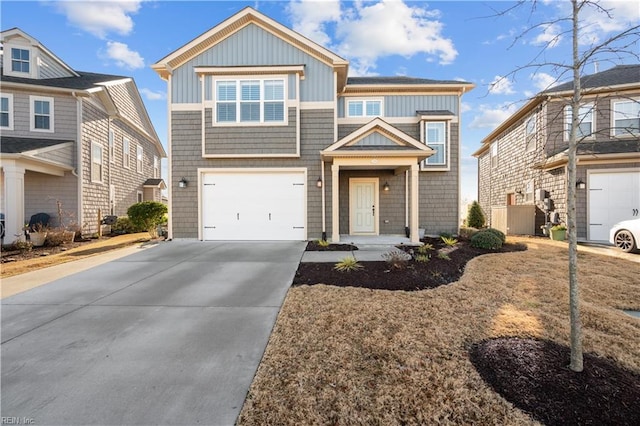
[2, 0, 639, 202]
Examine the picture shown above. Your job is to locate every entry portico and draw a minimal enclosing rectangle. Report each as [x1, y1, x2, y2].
[321, 118, 433, 244]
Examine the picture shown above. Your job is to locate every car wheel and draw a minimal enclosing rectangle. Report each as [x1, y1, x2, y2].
[614, 230, 637, 253]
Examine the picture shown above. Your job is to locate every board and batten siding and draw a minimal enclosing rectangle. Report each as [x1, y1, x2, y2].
[172, 23, 335, 104]
[204, 108, 297, 155]
[171, 109, 335, 239]
[337, 95, 459, 118]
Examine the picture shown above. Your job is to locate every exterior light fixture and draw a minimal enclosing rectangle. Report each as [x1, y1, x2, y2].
[316, 177, 323, 188]
[383, 182, 390, 192]
[178, 177, 188, 188]
[576, 179, 586, 189]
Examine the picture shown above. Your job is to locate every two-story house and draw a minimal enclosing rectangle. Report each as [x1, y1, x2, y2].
[1, 28, 166, 243]
[152, 7, 473, 243]
[473, 64, 640, 241]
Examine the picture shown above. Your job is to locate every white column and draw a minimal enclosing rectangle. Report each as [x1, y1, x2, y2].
[410, 163, 420, 243]
[331, 164, 340, 243]
[3, 162, 26, 243]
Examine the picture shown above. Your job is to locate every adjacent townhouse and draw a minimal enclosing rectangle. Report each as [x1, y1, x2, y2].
[152, 7, 473, 243]
[1, 28, 166, 243]
[473, 64, 640, 241]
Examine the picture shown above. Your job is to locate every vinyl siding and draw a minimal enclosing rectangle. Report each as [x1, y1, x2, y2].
[33, 143, 74, 166]
[106, 82, 157, 138]
[38, 49, 75, 79]
[338, 95, 459, 118]
[24, 170, 78, 228]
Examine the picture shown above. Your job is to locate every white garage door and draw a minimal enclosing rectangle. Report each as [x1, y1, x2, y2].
[589, 171, 640, 241]
[202, 171, 306, 240]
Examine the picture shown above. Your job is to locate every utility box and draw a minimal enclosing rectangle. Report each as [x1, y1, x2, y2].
[491, 205, 536, 235]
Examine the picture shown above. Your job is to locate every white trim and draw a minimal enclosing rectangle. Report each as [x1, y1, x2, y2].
[195, 65, 305, 79]
[4, 44, 35, 78]
[108, 128, 115, 163]
[167, 74, 174, 240]
[0, 93, 14, 130]
[123, 137, 131, 169]
[563, 103, 595, 142]
[90, 141, 104, 183]
[29, 95, 54, 133]
[611, 97, 640, 137]
[171, 103, 201, 111]
[349, 177, 379, 235]
[338, 116, 457, 125]
[345, 97, 384, 118]
[202, 153, 301, 159]
[525, 115, 537, 151]
[422, 121, 447, 167]
[153, 155, 159, 178]
[300, 101, 335, 110]
[136, 144, 144, 174]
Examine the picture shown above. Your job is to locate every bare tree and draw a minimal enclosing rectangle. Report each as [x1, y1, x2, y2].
[493, 0, 640, 372]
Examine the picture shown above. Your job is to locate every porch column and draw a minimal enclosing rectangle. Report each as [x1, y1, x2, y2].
[331, 164, 340, 243]
[410, 163, 419, 243]
[3, 162, 26, 243]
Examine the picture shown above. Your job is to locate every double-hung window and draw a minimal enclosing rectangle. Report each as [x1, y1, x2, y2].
[30, 96, 54, 132]
[491, 142, 499, 169]
[424, 122, 447, 166]
[136, 145, 144, 173]
[11, 48, 30, 74]
[612, 99, 640, 136]
[564, 103, 594, 140]
[525, 116, 536, 151]
[347, 99, 382, 118]
[153, 156, 159, 178]
[215, 78, 285, 124]
[91, 142, 103, 183]
[1, 94, 13, 130]
[123, 138, 130, 169]
[109, 129, 115, 163]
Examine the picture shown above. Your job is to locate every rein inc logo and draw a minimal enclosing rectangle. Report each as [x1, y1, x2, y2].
[1, 418, 35, 425]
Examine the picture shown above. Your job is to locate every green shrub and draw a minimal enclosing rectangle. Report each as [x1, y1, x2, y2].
[437, 252, 451, 261]
[334, 257, 363, 272]
[317, 239, 330, 247]
[441, 236, 458, 247]
[111, 216, 145, 235]
[458, 226, 479, 240]
[8, 240, 32, 252]
[470, 230, 503, 250]
[415, 254, 430, 263]
[485, 228, 506, 244]
[382, 250, 411, 269]
[127, 202, 168, 238]
[417, 243, 434, 254]
[466, 201, 486, 229]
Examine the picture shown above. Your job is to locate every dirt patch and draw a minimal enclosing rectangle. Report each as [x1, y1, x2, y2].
[2, 238, 101, 263]
[470, 337, 640, 426]
[295, 237, 527, 291]
[305, 241, 358, 251]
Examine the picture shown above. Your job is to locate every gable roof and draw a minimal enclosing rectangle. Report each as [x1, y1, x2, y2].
[0, 136, 72, 154]
[0, 70, 131, 91]
[152, 7, 349, 87]
[1, 28, 78, 77]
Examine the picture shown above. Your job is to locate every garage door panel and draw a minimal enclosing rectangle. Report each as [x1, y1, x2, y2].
[589, 171, 640, 241]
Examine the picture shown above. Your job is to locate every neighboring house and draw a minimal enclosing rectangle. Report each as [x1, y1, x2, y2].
[473, 64, 640, 241]
[1, 28, 166, 243]
[151, 7, 473, 243]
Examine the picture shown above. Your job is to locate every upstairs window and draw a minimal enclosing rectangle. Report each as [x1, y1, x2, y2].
[424, 122, 447, 166]
[491, 142, 499, 169]
[347, 99, 382, 118]
[91, 142, 103, 183]
[564, 103, 594, 140]
[524, 179, 534, 203]
[30, 96, 54, 132]
[153, 156, 159, 178]
[11, 48, 30, 74]
[136, 145, 144, 173]
[123, 138, 130, 169]
[1, 94, 13, 130]
[215, 78, 285, 124]
[109, 129, 115, 163]
[612, 99, 640, 136]
[525, 116, 536, 152]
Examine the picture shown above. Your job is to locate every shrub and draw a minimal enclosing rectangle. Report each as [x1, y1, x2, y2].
[458, 226, 479, 240]
[470, 230, 503, 250]
[485, 227, 506, 244]
[317, 239, 330, 248]
[551, 224, 567, 231]
[437, 252, 451, 261]
[127, 202, 168, 238]
[111, 216, 145, 235]
[382, 250, 411, 269]
[439, 231, 454, 239]
[44, 231, 65, 247]
[466, 201, 486, 229]
[441, 236, 458, 247]
[334, 257, 363, 272]
[415, 254, 430, 263]
[8, 240, 32, 252]
[417, 243, 434, 254]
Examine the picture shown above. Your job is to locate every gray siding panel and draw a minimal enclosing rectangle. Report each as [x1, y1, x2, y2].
[34, 143, 74, 166]
[354, 133, 396, 146]
[338, 123, 419, 140]
[38, 51, 74, 79]
[24, 170, 77, 227]
[172, 24, 334, 103]
[106, 82, 156, 138]
[338, 95, 458, 118]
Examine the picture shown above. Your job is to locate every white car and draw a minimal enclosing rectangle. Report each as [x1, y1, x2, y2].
[609, 218, 640, 253]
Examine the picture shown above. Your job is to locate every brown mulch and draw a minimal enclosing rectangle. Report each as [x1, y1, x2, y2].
[305, 241, 358, 251]
[470, 337, 640, 426]
[1, 238, 98, 263]
[294, 237, 527, 291]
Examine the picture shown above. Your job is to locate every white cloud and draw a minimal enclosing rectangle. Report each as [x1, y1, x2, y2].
[139, 88, 166, 101]
[532, 23, 562, 48]
[530, 72, 558, 91]
[460, 102, 472, 113]
[288, 0, 458, 76]
[105, 41, 144, 69]
[54, 0, 143, 39]
[488, 75, 515, 95]
[469, 103, 519, 129]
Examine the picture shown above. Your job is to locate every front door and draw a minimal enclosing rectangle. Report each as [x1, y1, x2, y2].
[350, 178, 378, 234]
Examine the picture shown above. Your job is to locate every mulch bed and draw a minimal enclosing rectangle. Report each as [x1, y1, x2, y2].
[470, 337, 640, 426]
[2, 237, 98, 263]
[305, 241, 358, 251]
[294, 237, 526, 291]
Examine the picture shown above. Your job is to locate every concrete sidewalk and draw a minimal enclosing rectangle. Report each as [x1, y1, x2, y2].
[301, 244, 410, 263]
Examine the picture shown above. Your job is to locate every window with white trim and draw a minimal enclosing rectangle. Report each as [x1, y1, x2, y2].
[123, 138, 130, 168]
[91, 142, 103, 183]
[424, 122, 447, 165]
[215, 78, 285, 124]
[491, 141, 498, 169]
[525, 116, 536, 152]
[30, 96, 54, 132]
[347, 99, 382, 117]
[11, 48, 30, 74]
[612, 99, 640, 136]
[109, 129, 115, 163]
[136, 145, 143, 173]
[564, 103, 594, 140]
[153, 156, 159, 178]
[524, 179, 534, 203]
[0, 94, 13, 130]
[137, 191, 143, 203]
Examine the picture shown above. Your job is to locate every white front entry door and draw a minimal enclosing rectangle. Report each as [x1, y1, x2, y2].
[588, 171, 640, 241]
[350, 178, 378, 234]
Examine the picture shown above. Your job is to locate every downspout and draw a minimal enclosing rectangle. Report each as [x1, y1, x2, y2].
[458, 87, 465, 234]
[405, 170, 409, 236]
[72, 92, 83, 231]
[321, 159, 326, 241]
[166, 73, 174, 240]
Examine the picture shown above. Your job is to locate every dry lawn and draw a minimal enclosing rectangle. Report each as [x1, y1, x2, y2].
[238, 241, 640, 425]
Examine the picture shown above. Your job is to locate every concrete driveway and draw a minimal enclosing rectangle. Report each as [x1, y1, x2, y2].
[1, 240, 305, 426]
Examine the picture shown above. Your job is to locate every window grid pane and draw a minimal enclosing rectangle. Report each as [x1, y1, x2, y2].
[264, 80, 284, 100]
[240, 103, 260, 122]
[264, 102, 284, 121]
[216, 103, 236, 122]
[241, 81, 260, 101]
[348, 101, 363, 117]
[425, 122, 446, 165]
[614, 101, 640, 135]
[366, 101, 380, 116]
[216, 82, 236, 101]
[11, 48, 29, 73]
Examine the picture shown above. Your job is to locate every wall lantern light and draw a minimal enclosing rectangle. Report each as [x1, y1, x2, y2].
[178, 177, 188, 188]
[576, 179, 586, 189]
[383, 182, 390, 192]
[316, 177, 323, 188]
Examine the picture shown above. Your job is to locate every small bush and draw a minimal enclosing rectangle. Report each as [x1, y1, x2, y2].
[437, 252, 451, 261]
[470, 230, 503, 250]
[485, 228, 506, 244]
[459, 227, 479, 240]
[45, 231, 65, 247]
[334, 257, 363, 272]
[418, 243, 434, 254]
[439, 231, 454, 239]
[9, 240, 32, 252]
[111, 216, 145, 235]
[465, 201, 486, 229]
[382, 250, 411, 269]
[317, 239, 330, 248]
[415, 254, 430, 263]
[441, 236, 458, 247]
[127, 201, 168, 238]
[551, 224, 567, 231]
